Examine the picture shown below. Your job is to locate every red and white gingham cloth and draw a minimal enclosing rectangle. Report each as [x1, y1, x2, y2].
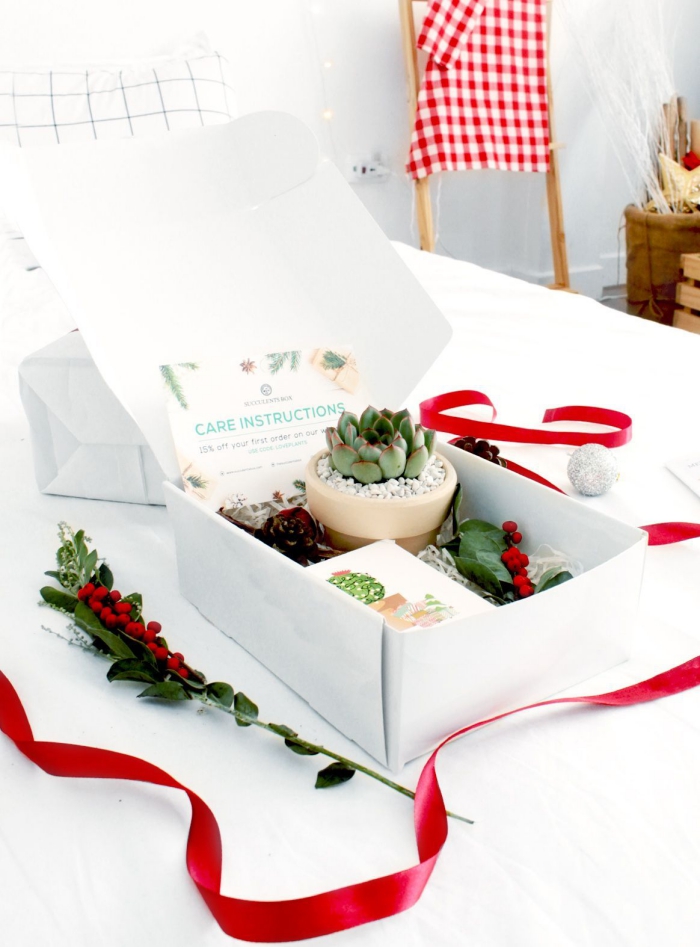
[407, 0, 550, 178]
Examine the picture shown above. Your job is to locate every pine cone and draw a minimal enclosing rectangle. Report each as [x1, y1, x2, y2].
[256, 507, 321, 563]
[451, 436, 506, 466]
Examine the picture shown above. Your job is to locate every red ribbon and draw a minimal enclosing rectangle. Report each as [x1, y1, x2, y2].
[3, 658, 700, 942]
[420, 391, 633, 448]
[641, 522, 700, 545]
[426, 392, 700, 548]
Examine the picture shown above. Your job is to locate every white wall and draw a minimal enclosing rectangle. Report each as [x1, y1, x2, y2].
[3, 0, 699, 297]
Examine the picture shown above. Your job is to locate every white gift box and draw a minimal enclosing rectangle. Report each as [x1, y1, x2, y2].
[19, 331, 166, 505]
[5, 114, 646, 771]
[164, 447, 645, 770]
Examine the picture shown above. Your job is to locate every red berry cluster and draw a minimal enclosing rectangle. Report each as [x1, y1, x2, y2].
[77, 582, 191, 678]
[500, 521, 534, 598]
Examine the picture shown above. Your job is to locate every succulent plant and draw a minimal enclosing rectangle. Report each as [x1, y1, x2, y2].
[325, 406, 436, 485]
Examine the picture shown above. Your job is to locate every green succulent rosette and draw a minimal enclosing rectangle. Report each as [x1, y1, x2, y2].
[325, 406, 437, 486]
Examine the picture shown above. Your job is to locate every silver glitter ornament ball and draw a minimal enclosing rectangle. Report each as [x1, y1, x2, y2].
[567, 444, 619, 497]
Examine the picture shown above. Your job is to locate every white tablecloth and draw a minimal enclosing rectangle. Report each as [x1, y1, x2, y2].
[2, 237, 700, 947]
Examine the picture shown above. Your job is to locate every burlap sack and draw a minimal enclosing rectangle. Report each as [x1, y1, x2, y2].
[625, 204, 700, 321]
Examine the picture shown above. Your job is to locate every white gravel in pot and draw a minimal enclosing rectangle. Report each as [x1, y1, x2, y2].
[317, 453, 446, 499]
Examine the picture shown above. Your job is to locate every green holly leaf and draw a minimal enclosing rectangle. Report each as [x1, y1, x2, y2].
[98, 562, 114, 591]
[452, 557, 504, 597]
[206, 682, 234, 708]
[124, 636, 158, 667]
[451, 482, 463, 535]
[284, 738, 320, 756]
[176, 671, 206, 691]
[474, 550, 512, 584]
[315, 762, 356, 789]
[269, 723, 297, 738]
[536, 570, 573, 593]
[107, 659, 160, 684]
[137, 681, 190, 701]
[458, 519, 503, 535]
[233, 692, 259, 726]
[458, 530, 504, 561]
[74, 602, 136, 659]
[40, 586, 78, 613]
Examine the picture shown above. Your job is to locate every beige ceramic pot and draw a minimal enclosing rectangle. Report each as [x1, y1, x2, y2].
[305, 450, 458, 555]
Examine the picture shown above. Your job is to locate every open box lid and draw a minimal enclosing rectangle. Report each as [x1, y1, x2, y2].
[2, 112, 452, 482]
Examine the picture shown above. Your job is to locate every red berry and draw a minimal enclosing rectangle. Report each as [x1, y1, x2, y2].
[173, 652, 185, 662]
[126, 622, 144, 638]
[93, 586, 109, 601]
[519, 554, 529, 566]
[166, 657, 181, 670]
[99, 607, 113, 622]
[105, 614, 119, 630]
[147, 642, 158, 653]
[511, 531, 522, 544]
[501, 552, 510, 562]
[109, 590, 121, 603]
[146, 621, 162, 633]
[502, 521, 518, 533]
[83, 583, 95, 597]
[154, 647, 168, 662]
[513, 575, 527, 587]
[116, 615, 130, 628]
[519, 585, 534, 598]
[178, 668, 190, 679]
[114, 602, 132, 615]
[77, 588, 88, 601]
[143, 628, 157, 643]
[518, 568, 528, 577]
[90, 600, 103, 614]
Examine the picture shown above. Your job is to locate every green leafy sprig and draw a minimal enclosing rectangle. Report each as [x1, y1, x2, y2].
[40, 524, 471, 822]
[439, 488, 572, 604]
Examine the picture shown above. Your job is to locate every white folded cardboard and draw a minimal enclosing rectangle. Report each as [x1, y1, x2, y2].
[6, 112, 646, 770]
[19, 332, 166, 504]
[2, 113, 451, 486]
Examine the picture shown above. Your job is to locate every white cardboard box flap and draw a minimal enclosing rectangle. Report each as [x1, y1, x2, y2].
[19, 332, 166, 504]
[1, 112, 452, 483]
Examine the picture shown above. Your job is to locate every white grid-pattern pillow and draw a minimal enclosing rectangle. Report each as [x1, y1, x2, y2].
[0, 44, 235, 146]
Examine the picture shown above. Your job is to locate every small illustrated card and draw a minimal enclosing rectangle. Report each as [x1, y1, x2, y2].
[160, 347, 364, 510]
[307, 541, 494, 631]
[667, 454, 700, 499]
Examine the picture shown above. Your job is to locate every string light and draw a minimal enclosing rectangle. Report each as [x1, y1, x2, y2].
[322, 108, 334, 121]
[323, 60, 333, 69]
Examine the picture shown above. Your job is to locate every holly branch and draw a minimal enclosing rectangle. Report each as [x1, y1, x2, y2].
[41, 523, 472, 823]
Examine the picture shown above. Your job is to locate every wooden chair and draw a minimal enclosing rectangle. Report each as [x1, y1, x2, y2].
[399, 0, 571, 290]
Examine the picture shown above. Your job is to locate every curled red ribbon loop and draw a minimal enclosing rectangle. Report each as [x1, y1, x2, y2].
[420, 391, 633, 447]
[3, 658, 700, 942]
[431, 391, 700, 546]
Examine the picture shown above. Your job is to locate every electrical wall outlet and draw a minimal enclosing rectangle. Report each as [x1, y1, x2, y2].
[347, 156, 390, 183]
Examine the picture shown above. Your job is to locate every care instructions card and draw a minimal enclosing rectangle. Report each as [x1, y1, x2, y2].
[307, 541, 495, 631]
[161, 347, 365, 509]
